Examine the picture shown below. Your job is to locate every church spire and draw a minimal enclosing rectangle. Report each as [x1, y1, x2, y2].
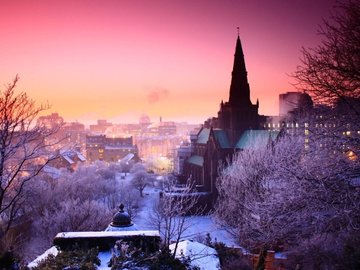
[228, 32, 251, 106]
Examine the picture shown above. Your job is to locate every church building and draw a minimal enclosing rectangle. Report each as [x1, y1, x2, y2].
[182, 35, 278, 206]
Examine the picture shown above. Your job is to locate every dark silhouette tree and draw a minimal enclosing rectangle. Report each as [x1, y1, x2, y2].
[293, 0, 360, 115]
[0, 76, 60, 250]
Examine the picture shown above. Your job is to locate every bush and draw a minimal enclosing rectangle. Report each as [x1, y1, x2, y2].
[33, 248, 100, 270]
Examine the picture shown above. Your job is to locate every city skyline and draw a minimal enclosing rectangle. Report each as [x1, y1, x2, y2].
[0, 0, 338, 123]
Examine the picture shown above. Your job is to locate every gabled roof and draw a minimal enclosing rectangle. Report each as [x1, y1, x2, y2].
[196, 128, 210, 144]
[235, 130, 279, 149]
[62, 155, 75, 164]
[213, 129, 230, 148]
[76, 152, 86, 161]
[120, 153, 135, 163]
[186, 155, 204, 167]
[60, 150, 86, 164]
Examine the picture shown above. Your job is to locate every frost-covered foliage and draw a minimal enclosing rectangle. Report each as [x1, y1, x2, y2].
[110, 240, 198, 270]
[32, 247, 100, 270]
[14, 161, 141, 262]
[130, 163, 154, 197]
[215, 134, 360, 267]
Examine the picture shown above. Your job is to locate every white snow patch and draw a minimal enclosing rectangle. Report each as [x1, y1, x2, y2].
[169, 240, 220, 270]
[55, 230, 160, 238]
[98, 251, 112, 269]
[28, 246, 59, 268]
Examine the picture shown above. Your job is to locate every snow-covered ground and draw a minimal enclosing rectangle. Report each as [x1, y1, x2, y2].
[122, 173, 238, 248]
[170, 240, 221, 270]
[28, 172, 238, 269]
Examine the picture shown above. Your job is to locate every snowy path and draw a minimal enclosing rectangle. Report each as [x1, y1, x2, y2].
[131, 183, 238, 247]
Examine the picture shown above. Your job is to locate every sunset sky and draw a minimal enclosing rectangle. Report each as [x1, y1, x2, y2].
[0, 0, 339, 124]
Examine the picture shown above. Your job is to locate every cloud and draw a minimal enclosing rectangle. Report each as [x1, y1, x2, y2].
[147, 87, 169, 104]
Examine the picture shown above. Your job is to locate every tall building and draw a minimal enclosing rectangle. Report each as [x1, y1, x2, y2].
[216, 35, 260, 145]
[279, 91, 313, 116]
[183, 35, 278, 206]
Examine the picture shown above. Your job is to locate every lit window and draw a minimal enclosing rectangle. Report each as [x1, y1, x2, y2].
[346, 131, 351, 136]
[305, 122, 309, 128]
[305, 129, 309, 135]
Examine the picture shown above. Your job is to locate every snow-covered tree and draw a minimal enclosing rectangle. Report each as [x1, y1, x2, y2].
[18, 162, 127, 261]
[130, 163, 153, 197]
[150, 178, 203, 257]
[215, 134, 360, 268]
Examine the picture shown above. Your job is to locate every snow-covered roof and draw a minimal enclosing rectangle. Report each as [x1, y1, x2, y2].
[236, 130, 279, 149]
[76, 152, 86, 161]
[120, 153, 135, 163]
[62, 155, 75, 164]
[59, 149, 86, 163]
[55, 230, 160, 239]
[28, 246, 59, 268]
[197, 128, 210, 144]
[105, 223, 139, 232]
[105, 146, 135, 150]
[169, 240, 220, 270]
[43, 165, 62, 179]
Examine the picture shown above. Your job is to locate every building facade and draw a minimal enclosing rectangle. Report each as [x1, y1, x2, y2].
[86, 135, 138, 162]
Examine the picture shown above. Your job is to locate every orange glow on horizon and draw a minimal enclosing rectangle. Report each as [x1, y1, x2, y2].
[0, 0, 338, 124]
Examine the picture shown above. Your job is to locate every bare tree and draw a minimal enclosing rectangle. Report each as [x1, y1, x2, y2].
[0, 76, 60, 248]
[293, 0, 360, 115]
[130, 163, 152, 197]
[150, 177, 203, 258]
[119, 159, 133, 177]
[215, 134, 360, 268]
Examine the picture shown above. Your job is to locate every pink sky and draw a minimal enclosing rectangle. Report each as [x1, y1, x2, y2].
[0, 0, 339, 124]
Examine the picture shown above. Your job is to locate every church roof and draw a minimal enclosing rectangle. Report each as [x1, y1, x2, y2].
[196, 128, 210, 144]
[213, 129, 230, 148]
[228, 35, 251, 106]
[235, 130, 279, 149]
[187, 155, 204, 167]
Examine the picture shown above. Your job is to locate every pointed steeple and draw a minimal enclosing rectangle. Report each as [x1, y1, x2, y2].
[228, 33, 251, 106]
